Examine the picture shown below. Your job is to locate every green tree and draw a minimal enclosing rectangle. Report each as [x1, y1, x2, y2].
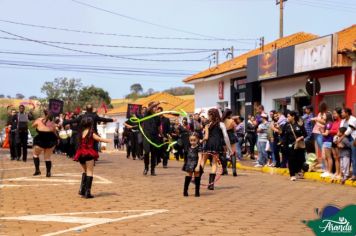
[16, 93, 25, 99]
[0, 94, 4, 98]
[78, 85, 111, 108]
[130, 83, 143, 94]
[163, 86, 194, 96]
[29, 95, 38, 100]
[41, 78, 83, 112]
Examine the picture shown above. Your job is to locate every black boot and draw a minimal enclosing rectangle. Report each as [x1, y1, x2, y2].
[45, 161, 52, 177]
[33, 157, 41, 176]
[143, 167, 148, 175]
[85, 176, 94, 198]
[183, 176, 192, 197]
[194, 177, 201, 197]
[151, 168, 156, 176]
[207, 173, 216, 190]
[78, 173, 86, 196]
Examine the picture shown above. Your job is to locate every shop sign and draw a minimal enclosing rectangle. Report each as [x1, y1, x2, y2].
[258, 51, 278, 80]
[294, 35, 332, 73]
[218, 81, 224, 100]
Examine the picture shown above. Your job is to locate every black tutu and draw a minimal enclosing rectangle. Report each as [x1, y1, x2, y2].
[227, 130, 237, 144]
[182, 146, 200, 172]
[203, 124, 224, 153]
[34, 131, 57, 149]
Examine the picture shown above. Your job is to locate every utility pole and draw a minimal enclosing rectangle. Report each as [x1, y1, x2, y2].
[276, 0, 287, 38]
[259, 37, 265, 52]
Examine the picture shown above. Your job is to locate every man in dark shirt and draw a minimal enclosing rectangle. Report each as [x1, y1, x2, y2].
[13, 105, 34, 162]
[142, 101, 166, 176]
[156, 107, 171, 168]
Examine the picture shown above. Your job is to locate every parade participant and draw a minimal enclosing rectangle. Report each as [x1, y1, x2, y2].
[7, 109, 18, 160]
[201, 108, 232, 190]
[124, 116, 139, 160]
[142, 101, 166, 176]
[75, 117, 111, 198]
[67, 111, 80, 158]
[14, 105, 34, 162]
[113, 128, 120, 150]
[222, 109, 237, 176]
[182, 133, 202, 197]
[156, 107, 171, 168]
[63, 104, 115, 153]
[32, 110, 58, 177]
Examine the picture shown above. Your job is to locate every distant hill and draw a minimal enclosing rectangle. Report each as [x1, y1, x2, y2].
[0, 98, 40, 109]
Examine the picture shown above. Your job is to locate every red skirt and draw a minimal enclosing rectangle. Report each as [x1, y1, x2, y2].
[74, 148, 99, 161]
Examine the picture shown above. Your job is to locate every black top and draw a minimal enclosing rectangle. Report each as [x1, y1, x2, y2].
[125, 119, 139, 132]
[142, 111, 161, 143]
[160, 116, 171, 138]
[246, 121, 256, 134]
[182, 146, 200, 172]
[63, 112, 113, 134]
[204, 124, 224, 153]
[281, 122, 307, 148]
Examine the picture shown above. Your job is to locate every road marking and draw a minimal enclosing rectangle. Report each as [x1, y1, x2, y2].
[0, 209, 169, 236]
[0, 173, 112, 188]
[0, 164, 73, 171]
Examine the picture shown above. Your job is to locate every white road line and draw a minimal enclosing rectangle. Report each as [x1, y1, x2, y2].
[0, 164, 73, 171]
[0, 209, 169, 236]
[0, 173, 112, 187]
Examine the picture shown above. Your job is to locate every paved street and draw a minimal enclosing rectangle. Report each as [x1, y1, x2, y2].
[0, 149, 355, 236]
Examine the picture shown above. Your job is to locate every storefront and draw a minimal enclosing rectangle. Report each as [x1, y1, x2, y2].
[247, 33, 354, 115]
[186, 69, 246, 116]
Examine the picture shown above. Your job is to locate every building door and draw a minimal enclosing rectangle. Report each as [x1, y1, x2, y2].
[295, 96, 311, 115]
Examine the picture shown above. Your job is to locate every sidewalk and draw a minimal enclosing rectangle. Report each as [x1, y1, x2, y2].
[167, 154, 356, 188]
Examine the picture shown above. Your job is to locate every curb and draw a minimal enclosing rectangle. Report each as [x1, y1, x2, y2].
[169, 156, 356, 187]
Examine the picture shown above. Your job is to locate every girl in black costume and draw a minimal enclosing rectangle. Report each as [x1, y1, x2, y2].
[222, 109, 238, 176]
[201, 108, 232, 190]
[32, 110, 58, 177]
[182, 133, 202, 197]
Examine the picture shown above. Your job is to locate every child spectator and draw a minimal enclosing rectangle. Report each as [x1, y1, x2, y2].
[334, 127, 351, 184]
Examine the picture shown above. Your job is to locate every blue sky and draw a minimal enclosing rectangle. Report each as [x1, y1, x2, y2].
[0, 0, 354, 99]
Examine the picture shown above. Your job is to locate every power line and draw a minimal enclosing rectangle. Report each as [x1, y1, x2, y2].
[0, 19, 258, 43]
[290, 0, 356, 13]
[0, 59, 194, 75]
[0, 49, 216, 58]
[0, 29, 214, 62]
[0, 65, 182, 83]
[0, 35, 251, 52]
[0, 61, 191, 78]
[71, 0, 221, 39]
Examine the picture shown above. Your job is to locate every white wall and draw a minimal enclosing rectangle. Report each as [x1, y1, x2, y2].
[194, 77, 231, 112]
[261, 76, 307, 113]
[319, 74, 345, 93]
